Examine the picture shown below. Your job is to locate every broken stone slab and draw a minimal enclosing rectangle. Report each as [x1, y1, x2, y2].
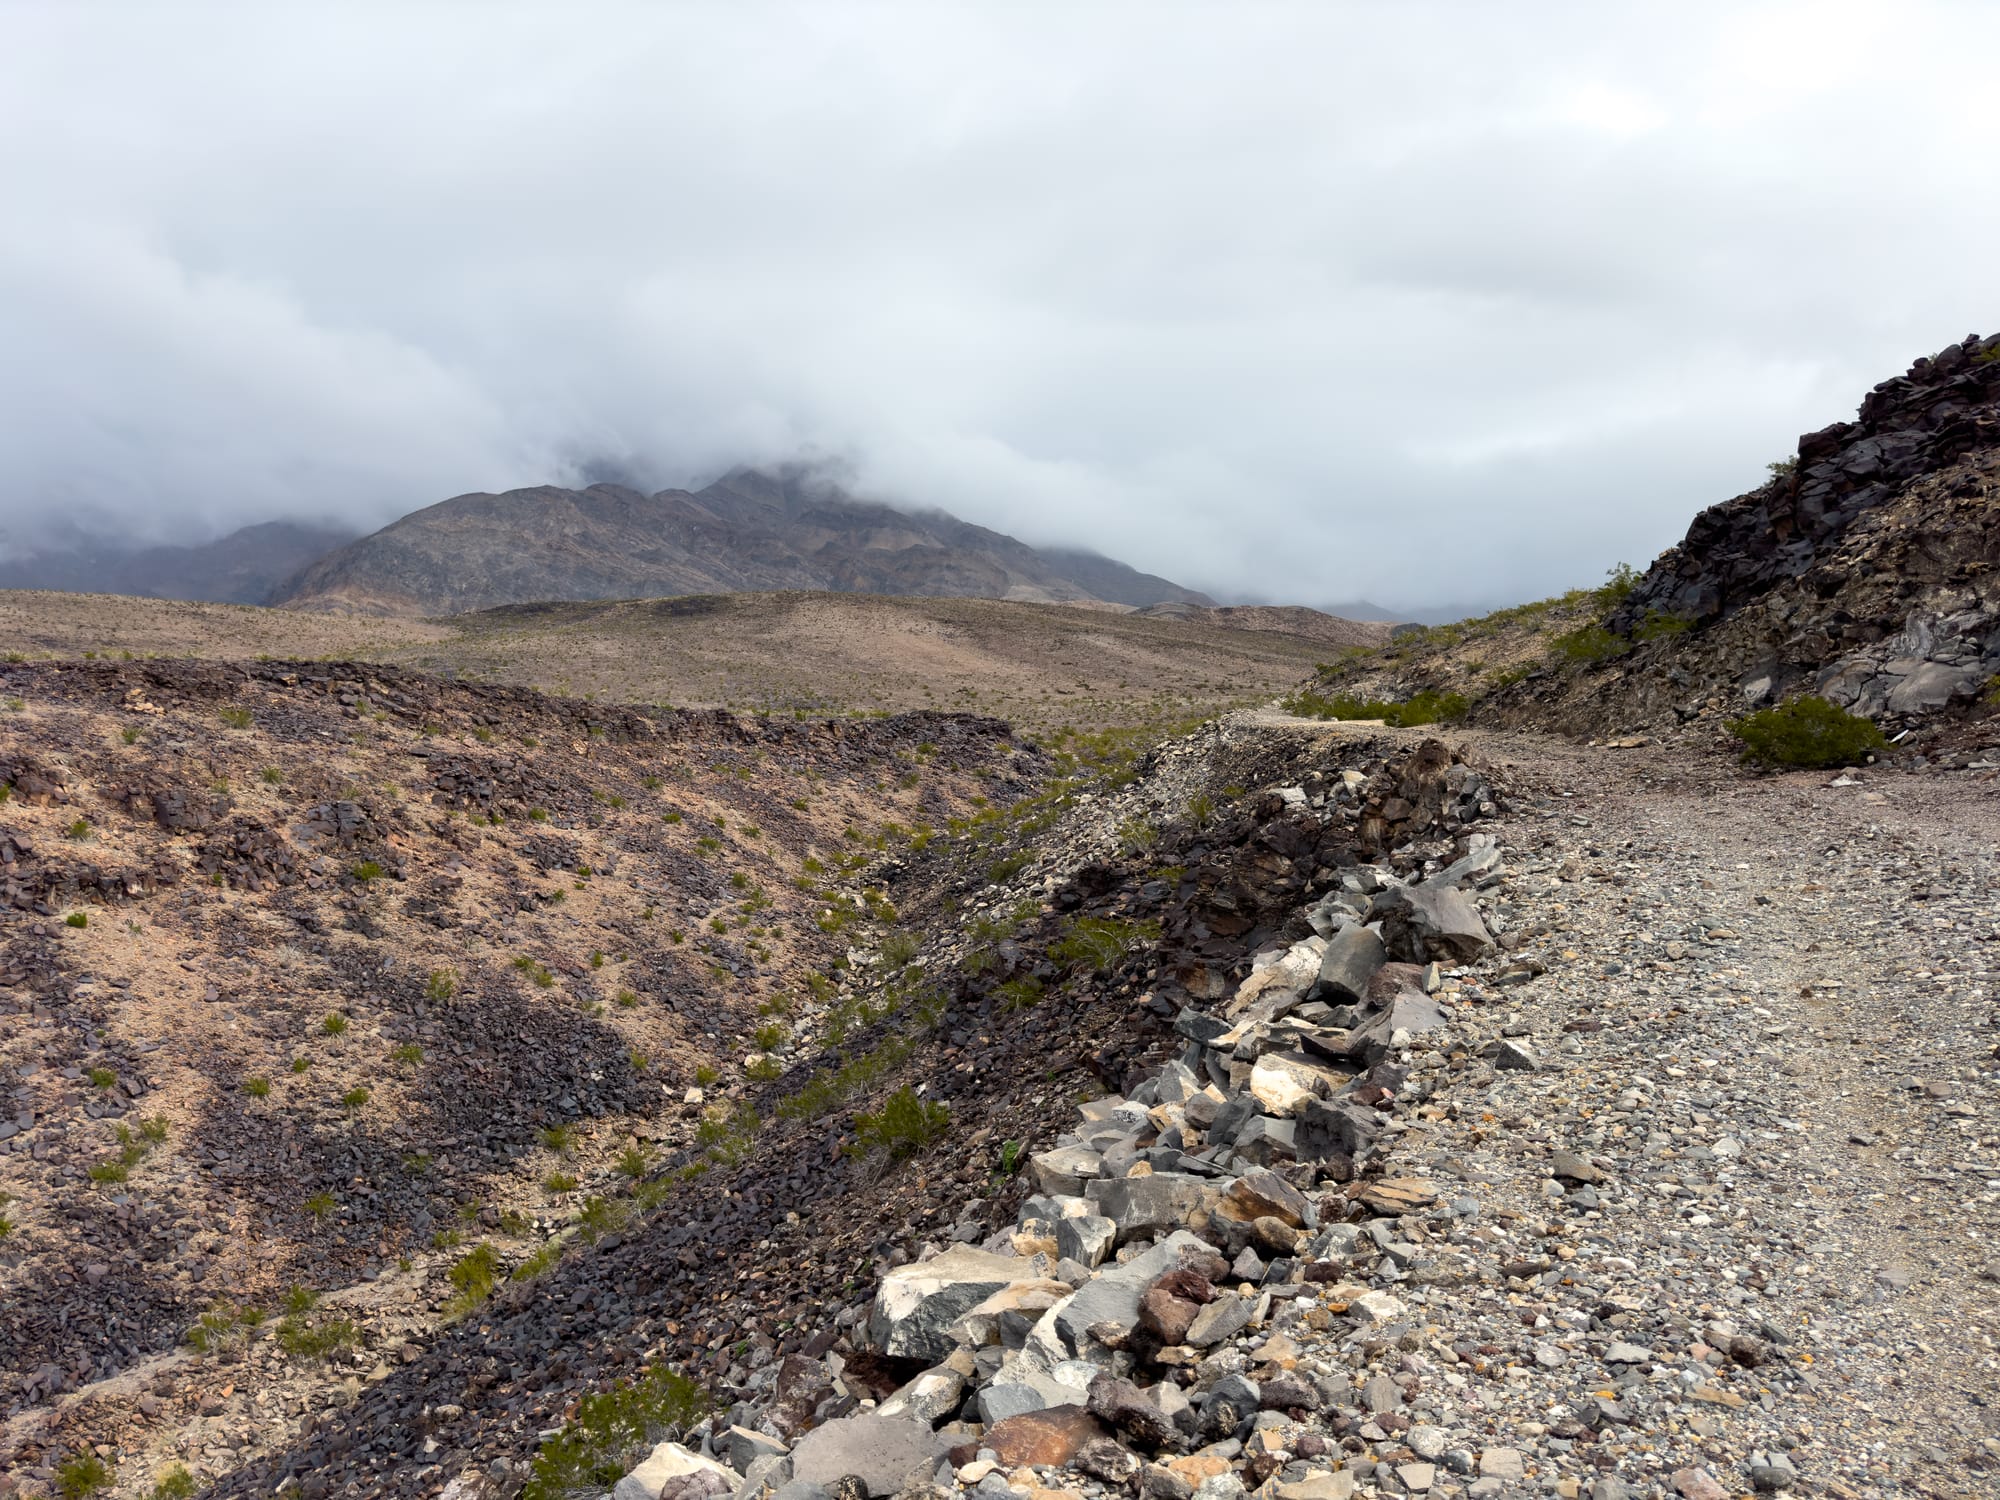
[1314, 924, 1385, 1004]
[1247, 1052, 1349, 1117]
[1271, 1471, 1356, 1500]
[950, 1279, 1074, 1347]
[870, 1246, 1034, 1362]
[616, 1443, 741, 1500]
[1353, 1177, 1438, 1216]
[1216, 1169, 1315, 1230]
[1085, 1174, 1223, 1245]
[1228, 940, 1326, 1017]
[1185, 1292, 1254, 1348]
[1295, 1098, 1383, 1165]
[789, 1414, 950, 1498]
[1030, 1145, 1105, 1197]
[972, 1359, 1099, 1423]
[1369, 882, 1493, 963]
[1055, 1214, 1116, 1269]
[876, 1364, 969, 1425]
[1228, 1114, 1298, 1166]
[1041, 1230, 1218, 1357]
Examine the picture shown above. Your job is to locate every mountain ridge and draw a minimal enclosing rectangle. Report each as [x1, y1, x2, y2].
[272, 468, 1216, 617]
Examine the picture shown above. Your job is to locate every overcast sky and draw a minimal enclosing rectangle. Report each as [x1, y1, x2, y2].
[3, 2, 1997, 610]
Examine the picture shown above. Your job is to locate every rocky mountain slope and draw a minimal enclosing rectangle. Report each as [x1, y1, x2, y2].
[1288, 334, 2000, 756]
[0, 524, 358, 607]
[271, 469, 1213, 618]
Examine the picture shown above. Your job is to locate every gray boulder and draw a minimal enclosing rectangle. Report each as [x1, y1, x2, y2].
[788, 1414, 948, 1498]
[1369, 883, 1492, 963]
[1315, 924, 1385, 1003]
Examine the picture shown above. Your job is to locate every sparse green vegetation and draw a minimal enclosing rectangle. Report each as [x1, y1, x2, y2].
[244, 1075, 271, 1098]
[522, 1365, 709, 1500]
[616, 1144, 651, 1179]
[320, 1011, 349, 1036]
[67, 817, 92, 840]
[304, 1191, 337, 1222]
[1550, 623, 1629, 668]
[1049, 915, 1159, 974]
[443, 1241, 502, 1318]
[391, 1042, 424, 1066]
[1730, 696, 1888, 769]
[542, 1170, 579, 1193]
[219, 705, 253, 730]
[290, 1055, 310, 1074]
[55, 1452, 113, 1499]
[851, 1086, 950, 1159]
[87, 1066, 115, 1088]
[425, 967, 458, 1002]
[149, 1464, 196, 1500]
[351, 859, 386, 883]
[261, 765, 284, 784]
[65, 911, 89, 928]
[540, 1122, 577, 1156]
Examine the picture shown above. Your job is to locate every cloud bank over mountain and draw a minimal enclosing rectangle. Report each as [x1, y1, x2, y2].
[3, 2, 1998, 610]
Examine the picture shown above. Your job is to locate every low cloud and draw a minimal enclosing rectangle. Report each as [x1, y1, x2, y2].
[2, 2, 1996, 610]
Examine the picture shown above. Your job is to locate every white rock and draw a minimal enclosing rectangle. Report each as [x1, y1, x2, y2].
[614, 1442, 737, 1500]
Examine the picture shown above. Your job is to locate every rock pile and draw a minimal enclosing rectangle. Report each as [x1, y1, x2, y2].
[604, 744, 1621, 1500]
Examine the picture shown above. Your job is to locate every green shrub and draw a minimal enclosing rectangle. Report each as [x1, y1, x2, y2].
[543, 1170, 579, 1193]
[351, 859, 385, 883]
[341, 1086, 370, 1111]
[522, 1366, 709, 1500]
[150, 1464, 196, 1500]
[244, 1075, 271, 1098]
[320, 1012, 348, 1036]
[540, 1123, 577, 1156]
[392, 1043, 424, 1066]
[1730, 696, 1888, 768]
[616, 1144, 651, 1180]
[443, 1241, 502, 1317]
[1633, 609, 1695, 642]
[1049, 915, 1160, 974]
[425, 968, 457, 1002]
[55, 1453, 113, 1499]
[1551, 624, 1628, 667]
[261, 765, 284, 784]
[87, 1067, 115, 1088]
[852, 1086, 950, 1159]
[304, 1191, 337, 1221]
[276, 1313, 358, 1359]
[219, 705, 253, 730]
[65, 911, 88, 929]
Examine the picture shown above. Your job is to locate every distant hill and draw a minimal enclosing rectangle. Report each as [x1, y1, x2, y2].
[0, 521, 357, 605]
[272, 467, 1217, 617]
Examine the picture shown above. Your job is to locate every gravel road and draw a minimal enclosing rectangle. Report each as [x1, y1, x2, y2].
[1305, 719, 2000, 1497]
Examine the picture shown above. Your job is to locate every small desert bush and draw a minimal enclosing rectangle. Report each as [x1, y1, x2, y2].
[1730, 696, 1888, 769]
[425, 968, 457, 1002]
[522, 1365, 709, 1500]
[65, 911, 88, 929]
[443, 1241, 502, 1318]
[55, 1453, 113, 1499]
[1049, 915, 1160, 974]
[243, 1075, 271, 1098]
[852, 1086, 950, 1159]
[320, 1012, 349, 1036]
[219, 706, 253, 730]
[1551, 624, 1627, 667]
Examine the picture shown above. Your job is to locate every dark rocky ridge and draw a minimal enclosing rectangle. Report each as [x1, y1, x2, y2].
[273, 468, 1213, 617]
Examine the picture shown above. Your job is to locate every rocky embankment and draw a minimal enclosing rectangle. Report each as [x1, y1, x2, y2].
[574, 730, 2000, 1500]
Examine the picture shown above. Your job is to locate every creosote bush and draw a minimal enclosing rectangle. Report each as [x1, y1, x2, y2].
[1730, 696, 1888, 769]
